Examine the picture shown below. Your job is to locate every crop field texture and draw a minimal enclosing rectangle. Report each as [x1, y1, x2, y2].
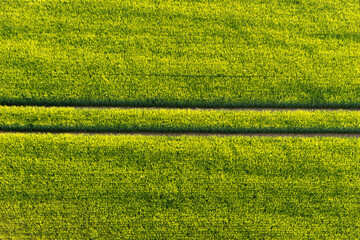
[1, 0, 360, 107]
[2, 0, 360, 239]
[1, 134, 360, 239]
[1, 106, 360, 133]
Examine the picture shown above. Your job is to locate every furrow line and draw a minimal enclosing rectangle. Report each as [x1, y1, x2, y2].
[1, 131, 360, 138]
[2, 105, 360, 111]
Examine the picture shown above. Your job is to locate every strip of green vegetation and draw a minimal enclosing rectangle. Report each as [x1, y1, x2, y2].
[0, 106, 359, 133]
[1, 0, 360, 107]
[1, 134, 360, 239]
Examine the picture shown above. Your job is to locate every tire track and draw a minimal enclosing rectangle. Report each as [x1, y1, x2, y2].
[3, 105, 360, 111]
[74, 107, 360, 111]
[1, 131, 360, 138]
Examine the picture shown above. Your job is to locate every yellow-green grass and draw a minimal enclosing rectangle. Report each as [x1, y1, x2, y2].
[1, 134, 360, 239]
[1, 0, 360, 107]
[0, 106, 359, 133]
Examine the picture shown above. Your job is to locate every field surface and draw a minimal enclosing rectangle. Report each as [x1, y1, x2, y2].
[2, 0, 360, 239]
[1, 106, 360, 133]
[1, 0, 360, 107]
[1, 134, 360, 239]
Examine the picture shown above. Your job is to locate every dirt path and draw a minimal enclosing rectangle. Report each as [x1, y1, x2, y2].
[73, 107, 360, 111]
[1, 131, 360, 138]
[2, 104, 360, 111]
[16, 106, 360, 111]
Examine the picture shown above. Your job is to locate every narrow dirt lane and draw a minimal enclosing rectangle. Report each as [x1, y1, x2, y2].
[4, 105, 360, 111]
[74, 107, 360, 111]
[1, 131, 360, 137]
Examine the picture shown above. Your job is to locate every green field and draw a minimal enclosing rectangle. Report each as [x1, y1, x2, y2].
[1, 134, 360, 239]
[2, 0, 359, 239]
[1, 0, 360, 107]
[1, 106, 360, 133]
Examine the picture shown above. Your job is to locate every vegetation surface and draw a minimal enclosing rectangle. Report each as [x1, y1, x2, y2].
[1, 106, 360, 133]
[1, 134, 360, 239]
[1, 0, 360, 107]
[1, 0, 359, 239]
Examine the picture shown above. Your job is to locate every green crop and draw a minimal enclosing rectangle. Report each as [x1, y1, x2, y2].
[0, 106, 359, 133]
[1, 134, 360, 239]
[1, 0, 360, 107]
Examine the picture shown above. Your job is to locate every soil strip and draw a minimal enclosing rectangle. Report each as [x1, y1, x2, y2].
[2, 105, 360, 111]
[73, 107, 360, 111]
[1, 131, 360, 138]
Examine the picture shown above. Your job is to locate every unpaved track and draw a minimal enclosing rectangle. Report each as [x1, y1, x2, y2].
[74, 107, 360, 111]
[5, 105, 360, 111]
[1, 131, 360, 138]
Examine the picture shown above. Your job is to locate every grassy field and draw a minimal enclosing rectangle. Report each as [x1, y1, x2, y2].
[1, 0, 360, 107]
[2, 0, 359, 239]
[0, 106, 360, 133]
[0, 134, 359, 239]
